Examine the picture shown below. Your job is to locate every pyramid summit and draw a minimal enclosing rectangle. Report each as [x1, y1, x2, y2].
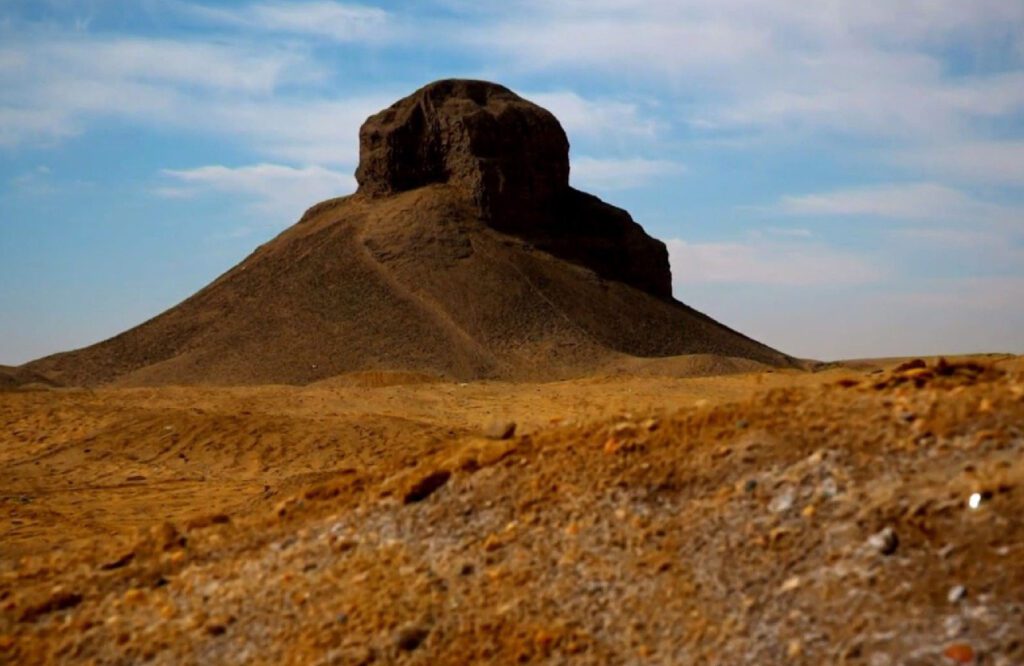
[355, 79, 672, 299]
[23, 79, 792, 386]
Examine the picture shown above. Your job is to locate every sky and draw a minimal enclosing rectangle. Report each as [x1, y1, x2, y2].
[1, 0, 1023, 364]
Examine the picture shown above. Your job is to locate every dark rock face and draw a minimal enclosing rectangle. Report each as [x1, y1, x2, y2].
[357, 79, 568, 215]
[356, 79, 673, 299]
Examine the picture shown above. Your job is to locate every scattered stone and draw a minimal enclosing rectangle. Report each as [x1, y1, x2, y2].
[19, 590, 83, 622]
[944, 615, 967, 638]
[895, 359, 927, 373]
[395, 624, 430, 651]
[403, 469, 451, 504]
[482, 533, 505, 552]
[151, 522, 186, 551]
[868, 527, 899, 555]
[943, 643, 975, 663]
[483, 420, 517, 440]
[769, 486, 796, 514]
[642, 417, 660, 431]
[603, 437, 623, 455]
[779, 576, 801, 593]
[100, 552, 135, 571]
[611, 422, 635, 435]
[948, 585, 967, 603]
[186, 513, 232, 530]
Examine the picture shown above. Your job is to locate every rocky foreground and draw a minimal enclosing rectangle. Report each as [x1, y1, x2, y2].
[3, 358, 1023, 664]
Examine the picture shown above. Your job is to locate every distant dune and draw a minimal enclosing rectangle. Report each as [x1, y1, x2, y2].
[0, 365, 58, 391]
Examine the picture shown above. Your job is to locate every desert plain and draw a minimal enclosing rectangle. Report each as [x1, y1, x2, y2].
[4, 354, 1024, 664]
[2, 80, 1023, 665]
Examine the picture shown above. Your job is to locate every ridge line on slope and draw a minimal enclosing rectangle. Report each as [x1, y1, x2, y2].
[350, 223, 499, 372]
[471, 234, 606, 350]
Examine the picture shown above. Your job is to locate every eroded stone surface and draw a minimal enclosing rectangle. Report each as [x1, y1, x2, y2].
[355, 79, 674, 298]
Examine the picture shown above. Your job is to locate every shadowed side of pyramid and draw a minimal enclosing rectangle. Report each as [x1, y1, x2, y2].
[23, 80, 794, 386]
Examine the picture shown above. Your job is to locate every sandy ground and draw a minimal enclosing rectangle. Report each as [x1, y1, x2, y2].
[1, 355, 1022, 664]
[0, 361, 829, 559]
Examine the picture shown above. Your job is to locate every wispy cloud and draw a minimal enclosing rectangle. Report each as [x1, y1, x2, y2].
[8, 165, 55, 195]
[184, 1, 394, 43]
[881, 276, 1024, 312]
[570, 156, 683, 191]
[0, 28, 393, 164]
[894, 141, 1024, 186]
[463, 0, 1024, 187]
[763, 227, 812, 238]
[776, 182, 1023, 227]
[158, 163, 355, 222]
[666, 237, 881, 287]
[0, 33, 322, 147]
[524, 91, 661, 141]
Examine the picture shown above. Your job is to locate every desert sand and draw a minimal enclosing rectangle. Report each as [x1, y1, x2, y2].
[3, 356, 1023, 664]
[3, 81, 1022, 664]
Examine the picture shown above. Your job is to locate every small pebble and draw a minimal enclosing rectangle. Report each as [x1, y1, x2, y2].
[395, 624, 430, 651]
[769, 486, 796, 514]
[943, 643, 975, 663]
[868, 527, 899, 555]
[948, 585, 967, 603]
[483, 421, 516, 440]
[779, 576, 801, 593]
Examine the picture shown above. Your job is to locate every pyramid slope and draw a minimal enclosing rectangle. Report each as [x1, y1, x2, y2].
[25, 185, 793, 386]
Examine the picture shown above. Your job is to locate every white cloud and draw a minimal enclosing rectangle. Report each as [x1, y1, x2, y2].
[0, 30, 392, 164]
[464, 0, 1024, 180]
[185, 1, 393, 42]
[763, 227, 812, 238]
[47, 37, 316, 92]
[895, 141, 1024, 185]
[8, 165, 55, 195]
[0, 34, 320, 146]
[777, 182, 1023, 227]
[195, 96, 391, 166]
[478, 16, 768, 77]
[524, 91, 661, 141]
[159, 163, 356, 222]
[892, 227, 1010, 247]
[882, 276, 1024, 312]
[666, 237, 880, 287]
[570, 156, 683, 191]
[683, 277, 1024, 360]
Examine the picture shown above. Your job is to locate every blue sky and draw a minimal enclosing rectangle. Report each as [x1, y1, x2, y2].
[2, 0, 1023, 364]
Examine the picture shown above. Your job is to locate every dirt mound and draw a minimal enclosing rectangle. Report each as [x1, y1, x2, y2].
[24, 79, 792, 387]
[598, 353, 775, 378]
[0, 365, 58, 391]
